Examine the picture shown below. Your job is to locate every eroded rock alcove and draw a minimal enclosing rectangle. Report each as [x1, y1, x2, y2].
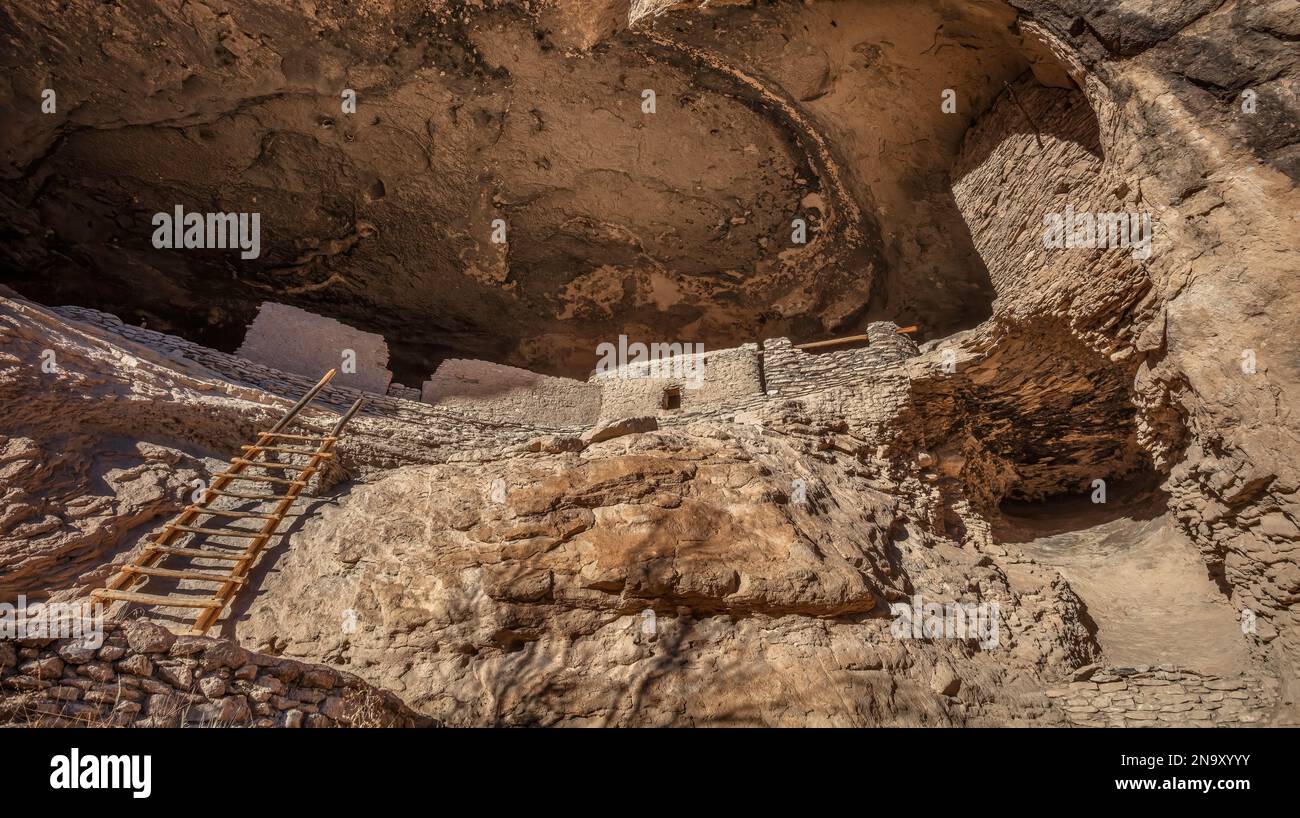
[1, 0, 1297, 728]
[0, 0, 1027, 380]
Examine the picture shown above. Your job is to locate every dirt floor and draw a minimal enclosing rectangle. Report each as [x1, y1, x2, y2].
[995, 493, 1253, 676]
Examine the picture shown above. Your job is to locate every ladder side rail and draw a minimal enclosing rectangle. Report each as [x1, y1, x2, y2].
[96, 369, 336, 603]
[98, 430, 278, 595]
[268, 369, 338, 434]
[188, 438, 338, 634]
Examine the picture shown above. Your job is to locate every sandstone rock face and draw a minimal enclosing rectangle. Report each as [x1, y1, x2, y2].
[0, 0, 1071, 379]
[927, 2, 1300, 688]
[0, 1, 869, 379]
[0, 286, 1288, 725]
[580, 415, 658, 444]
[0, 294, 570, 605]
[233, 418, 1098, 725]
[1, 0, 1298, 728]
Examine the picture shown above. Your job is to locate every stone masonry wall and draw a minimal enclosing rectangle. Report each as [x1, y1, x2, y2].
[593, 344, 763, 419]
[0, 620, 431, 727]
[236, 302, 395, 394]
[1046, 664, 1279, 727]
[51, 304, 578, 436]
[763, 323, 918, 399]
[52, 304, 920, 441]
[422, 358, 603, 427]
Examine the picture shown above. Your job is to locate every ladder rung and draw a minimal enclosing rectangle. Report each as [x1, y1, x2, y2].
[122, 565, 246, 585]
[231, 458, 303, 471]
[93, 589, 224, 608]
[242, 445, 334, 456]
[90, 371, 355, 633]
[204, 489, 296, 501]
[185, 506, 277, 519]
[214, 472, 309, 486]
[172, 525, 267, 538]
[145, 545, 249, 560]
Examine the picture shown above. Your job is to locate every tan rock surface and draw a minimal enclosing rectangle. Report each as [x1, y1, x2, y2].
[1, 0, 1297, 728]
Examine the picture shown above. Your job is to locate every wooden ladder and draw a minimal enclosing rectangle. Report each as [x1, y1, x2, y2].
[93, 369, 365, 635]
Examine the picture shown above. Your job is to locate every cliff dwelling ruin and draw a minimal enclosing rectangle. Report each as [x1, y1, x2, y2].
[1, 0, 1298, 733]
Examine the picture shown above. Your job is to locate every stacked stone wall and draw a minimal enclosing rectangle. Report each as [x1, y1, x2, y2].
[1046, 664, 1278, 726]
[0, 621, 431, 727]
[53, 305, 919, 439]
[236, 302, 394, 394]
[593, 344, 763, 419]
[762, 325, 917, 400]
[51, 305, 574, 435]
[423, 358, 603, 427]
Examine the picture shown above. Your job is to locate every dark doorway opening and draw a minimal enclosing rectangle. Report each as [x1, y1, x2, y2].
[662, 386, 682, 411]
